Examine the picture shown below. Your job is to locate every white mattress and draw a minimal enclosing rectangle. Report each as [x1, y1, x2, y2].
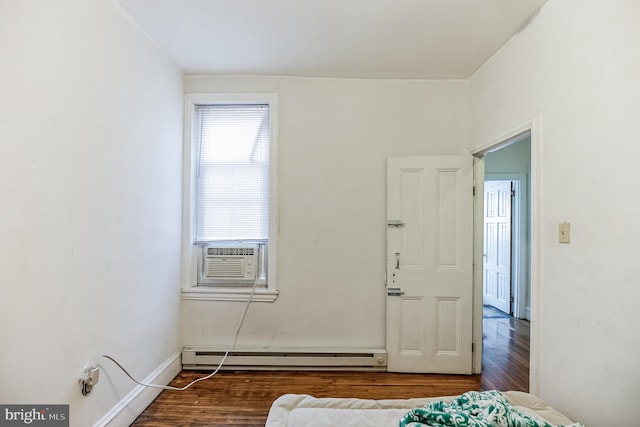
[266, 391, 576, 427]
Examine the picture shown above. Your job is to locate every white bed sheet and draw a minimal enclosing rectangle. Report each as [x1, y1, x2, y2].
[266, 391, 575, 427]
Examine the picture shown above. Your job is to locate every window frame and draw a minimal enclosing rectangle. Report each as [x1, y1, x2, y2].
[181, 93, 278, 302]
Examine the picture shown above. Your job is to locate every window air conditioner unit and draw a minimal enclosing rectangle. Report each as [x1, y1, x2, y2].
[199, 244, 258, 284]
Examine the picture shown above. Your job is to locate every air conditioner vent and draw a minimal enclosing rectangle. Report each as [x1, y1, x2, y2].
[207, 247, 255, 257]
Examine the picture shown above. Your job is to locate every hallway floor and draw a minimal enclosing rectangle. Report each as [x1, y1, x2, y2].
[480, 305, 530, 391]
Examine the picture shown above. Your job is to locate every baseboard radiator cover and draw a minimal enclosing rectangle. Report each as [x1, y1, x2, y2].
[182, 347, 387, 371]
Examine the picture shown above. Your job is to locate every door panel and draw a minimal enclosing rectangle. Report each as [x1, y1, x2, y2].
[436, 297, 460, 354]
[386, 156, 473, 374]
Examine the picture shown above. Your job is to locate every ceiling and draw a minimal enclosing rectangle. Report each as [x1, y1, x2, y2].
[118, 0, 547, 79]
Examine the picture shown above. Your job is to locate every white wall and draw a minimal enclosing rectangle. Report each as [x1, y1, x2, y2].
[0, 1, 183, 425]
[469, 1, 640, 425]
[182, 76, 469, 349]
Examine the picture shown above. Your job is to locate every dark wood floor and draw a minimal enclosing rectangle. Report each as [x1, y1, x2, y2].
[480, 305, 530, 391]
[132, 309, 529, 426]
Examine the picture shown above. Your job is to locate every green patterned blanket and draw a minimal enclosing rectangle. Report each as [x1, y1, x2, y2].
[399, 390, 585, 427]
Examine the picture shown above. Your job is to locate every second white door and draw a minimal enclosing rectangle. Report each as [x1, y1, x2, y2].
[483, 180, 512, 314]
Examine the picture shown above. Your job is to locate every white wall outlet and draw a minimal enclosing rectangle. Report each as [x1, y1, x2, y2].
[80, 366, 100, 396]
[559, 222, 570, 244]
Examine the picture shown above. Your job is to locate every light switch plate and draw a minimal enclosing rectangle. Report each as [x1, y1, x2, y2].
[559, 222, 570, 243]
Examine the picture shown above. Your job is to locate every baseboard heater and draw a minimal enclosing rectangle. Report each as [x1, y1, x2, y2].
[182, 347, 387, 371]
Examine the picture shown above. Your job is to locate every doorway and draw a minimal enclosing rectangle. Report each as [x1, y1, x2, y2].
[479, 132, 532, 390]
[483, 136, 531, 320]
[471, 117, 541, 393]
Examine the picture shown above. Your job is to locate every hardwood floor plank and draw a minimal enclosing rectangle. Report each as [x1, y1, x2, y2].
[132, 313, 529, 426]
[480, 309, 530, 392]
[132, 371, 482, 426]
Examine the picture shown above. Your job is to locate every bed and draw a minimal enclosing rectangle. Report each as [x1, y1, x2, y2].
[266, 391, 582, 426]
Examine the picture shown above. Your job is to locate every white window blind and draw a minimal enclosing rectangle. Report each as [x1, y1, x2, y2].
[193, 104, 270, 242]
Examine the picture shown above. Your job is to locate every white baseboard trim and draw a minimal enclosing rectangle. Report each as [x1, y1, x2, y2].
[94, 351, 182, 427]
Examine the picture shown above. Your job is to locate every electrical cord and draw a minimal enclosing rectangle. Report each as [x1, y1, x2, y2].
[97, 281, 259, 391]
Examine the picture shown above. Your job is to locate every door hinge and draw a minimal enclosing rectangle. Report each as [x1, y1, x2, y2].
[473, 186, 476, 196]
[472, 342, 475, 352]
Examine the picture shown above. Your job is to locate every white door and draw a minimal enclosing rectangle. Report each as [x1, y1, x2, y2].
[386, 156, 473, 374]
[483, 181, 512, 314]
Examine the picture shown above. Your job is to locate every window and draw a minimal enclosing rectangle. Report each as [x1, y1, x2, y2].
[182, 94, 278, 302]
[193, 104, 269, 242]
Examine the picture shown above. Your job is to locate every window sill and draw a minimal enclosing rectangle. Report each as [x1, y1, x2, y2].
[181, 286, 278, 302]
